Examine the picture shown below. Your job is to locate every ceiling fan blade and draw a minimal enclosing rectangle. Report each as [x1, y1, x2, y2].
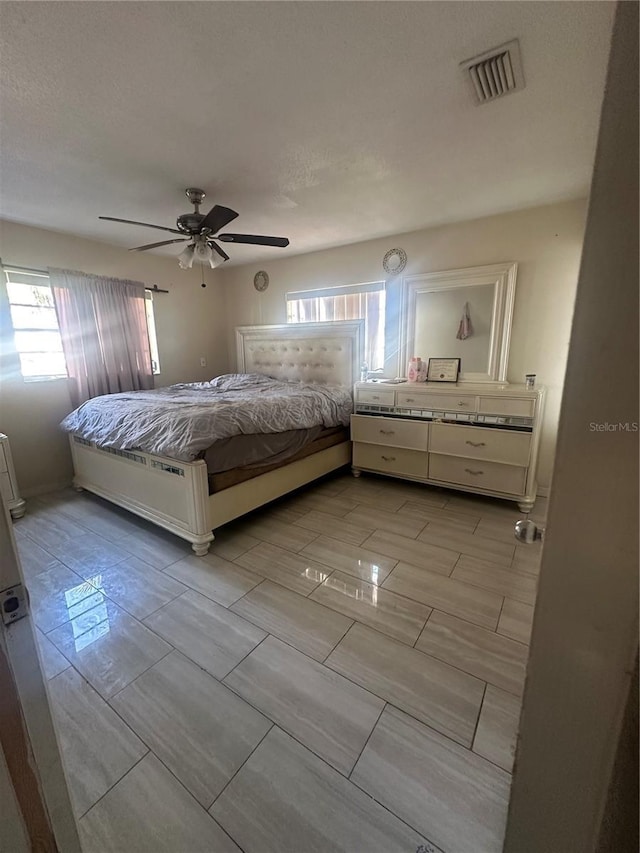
[129, 238, 189, 252]
[210, 240, 230, 262]
[217, 233, 289, 247]
[199, 205, 239, 235]
[99, 216, 183, 235]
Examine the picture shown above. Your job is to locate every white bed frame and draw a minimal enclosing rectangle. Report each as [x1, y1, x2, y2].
[69, 321, 363, 555]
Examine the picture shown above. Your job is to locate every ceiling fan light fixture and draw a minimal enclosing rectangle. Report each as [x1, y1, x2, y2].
[178, 244, 195, 269]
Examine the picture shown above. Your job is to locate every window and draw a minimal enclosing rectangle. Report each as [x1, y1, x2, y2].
[3, 267, 161, 380]
[144, 291, 161, 375]
[4, 269, 67, 379]
[286, 281, 386, 371]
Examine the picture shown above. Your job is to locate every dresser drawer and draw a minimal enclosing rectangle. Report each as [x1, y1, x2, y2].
[429, 453, 526, 495]
[353, 443, 428, 478]
[356, 388, 396, 406]
[397, 391, 477, 412]
[351, 415, 428, 451]
[429, 423, 531, 466]
[478, 396, 536, 417]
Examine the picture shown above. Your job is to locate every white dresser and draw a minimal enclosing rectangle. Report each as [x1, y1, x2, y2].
[351, 381, 544, 512]
[0, 434, 26, 519]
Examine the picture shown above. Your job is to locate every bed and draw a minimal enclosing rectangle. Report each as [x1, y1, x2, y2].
[65, 321, 362, 555]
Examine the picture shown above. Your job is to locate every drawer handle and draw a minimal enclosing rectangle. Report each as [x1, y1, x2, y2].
[405, 397, 415, 403]
[371, 395, 380, 400]
[457, 401, 469, 407]
[381, 455, 396, 462]
[465, 468, 484, 476]
[379, 429, 395, 435]
[465, 440, 486, 447]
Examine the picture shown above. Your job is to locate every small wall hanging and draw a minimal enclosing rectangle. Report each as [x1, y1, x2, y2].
[382, 248, 407, 275]
[253, 270, 270, 292]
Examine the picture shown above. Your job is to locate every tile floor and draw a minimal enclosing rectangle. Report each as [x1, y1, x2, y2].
[15, 472, 546, 853]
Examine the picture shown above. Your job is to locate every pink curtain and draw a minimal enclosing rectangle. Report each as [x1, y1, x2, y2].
[49, 268, 154, 407]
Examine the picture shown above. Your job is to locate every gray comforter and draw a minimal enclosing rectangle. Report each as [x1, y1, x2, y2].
[61, 373, 353, 462]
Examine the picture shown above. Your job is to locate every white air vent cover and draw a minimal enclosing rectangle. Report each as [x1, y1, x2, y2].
[461, 39, 525, 105]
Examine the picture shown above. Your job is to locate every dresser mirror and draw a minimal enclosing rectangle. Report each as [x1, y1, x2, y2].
[399, 262, 517, 382]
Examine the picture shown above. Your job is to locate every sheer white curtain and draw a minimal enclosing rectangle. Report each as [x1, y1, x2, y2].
[49, 268, 154, 407]
[286, 283, 385, 370]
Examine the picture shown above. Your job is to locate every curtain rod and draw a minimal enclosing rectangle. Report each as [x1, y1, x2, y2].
[0, 260, 169, 293]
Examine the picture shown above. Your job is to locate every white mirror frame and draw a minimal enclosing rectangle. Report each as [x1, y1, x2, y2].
[399, 262, 517, 383]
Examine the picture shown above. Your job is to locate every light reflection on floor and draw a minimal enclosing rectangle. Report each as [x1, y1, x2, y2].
[64, 576, 111, 652]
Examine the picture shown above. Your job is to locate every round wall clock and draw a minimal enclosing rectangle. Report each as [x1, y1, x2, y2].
[382, 248, 407, 275]
[253, 270, 269, 292]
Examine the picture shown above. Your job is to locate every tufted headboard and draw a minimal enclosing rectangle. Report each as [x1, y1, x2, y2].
[235, 321, 364, 388]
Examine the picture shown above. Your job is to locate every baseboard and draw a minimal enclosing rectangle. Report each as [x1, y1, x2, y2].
[537, 485, 550, 497]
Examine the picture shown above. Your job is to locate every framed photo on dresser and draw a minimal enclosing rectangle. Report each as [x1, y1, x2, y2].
[427, 357, 461, 382]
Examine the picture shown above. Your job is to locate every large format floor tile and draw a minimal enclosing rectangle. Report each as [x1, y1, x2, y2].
[15, 535, 62, 580]
[111, 652, 272, 807]
[310, 570, 430, 645]
[48, 668, 146, 817]
[44, 532, 130, 577]
[118, 526, 191, 570]
[497, 597, 535, 644]
[29, 565, 104, 634]
[210, 726, 429, 853]
[208, 527, 261, 561]
[362, 530, 459, 575]
[35, 628, 70, 680]
[80, 753, 240, 853]
[300, 535, 396, 584]
[400, 501, 480, 533]
[285, 491, 360, 518]
[416, 610, 529, 697]
[234, 541, 331, 594]
[452, 554, 538, 605]
[163, 553, 262, 606]
[473, 685, 521, 772]
[352, 706, 511, 853]
[230, 581, 352, 661]
[345, 505, 426, 539]
[238, 516, 318, 552]
[418, 523, 515, 567]
[224, 636, 384, 775]
[294, 509, 374, 546]
[48, 598, 171, 698]
[383, 562, 503, 629]
[145, 590, 266, 679]
[326, 623, 484, 746]
[89, 556, 188, 619]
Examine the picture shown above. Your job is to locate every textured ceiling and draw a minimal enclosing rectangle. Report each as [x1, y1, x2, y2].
[0, 1, 614, 266]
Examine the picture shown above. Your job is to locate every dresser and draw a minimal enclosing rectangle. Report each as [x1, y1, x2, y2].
[351, 381, 544, 512]
[0, 435, 26, 520]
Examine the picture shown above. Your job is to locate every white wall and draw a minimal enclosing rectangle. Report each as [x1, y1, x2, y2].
[220, 199, 588, 490]
[0, 221, 229, 493]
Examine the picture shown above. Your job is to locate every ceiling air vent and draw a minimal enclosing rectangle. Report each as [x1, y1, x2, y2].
[461, 39, 525, 105]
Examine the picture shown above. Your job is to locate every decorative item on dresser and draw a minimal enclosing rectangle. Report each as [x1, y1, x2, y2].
[351, 381, 544, 512]
[0, 434, 26, 519]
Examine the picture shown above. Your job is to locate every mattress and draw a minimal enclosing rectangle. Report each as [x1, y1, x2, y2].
[208, 426, 348, 493]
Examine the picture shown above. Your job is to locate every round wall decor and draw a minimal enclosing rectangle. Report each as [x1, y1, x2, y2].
[382, 248, 407, 275]
[253, 270, 270, 292]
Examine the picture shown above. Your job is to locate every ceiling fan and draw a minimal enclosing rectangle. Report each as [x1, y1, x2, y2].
[99, 188, 290, 269]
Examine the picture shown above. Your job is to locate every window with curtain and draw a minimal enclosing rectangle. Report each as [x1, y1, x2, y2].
[2, 267, 161, 382]
[4, 269, 67, 379]
[48, 268, 156, 406]
[286, 281, 386, 370]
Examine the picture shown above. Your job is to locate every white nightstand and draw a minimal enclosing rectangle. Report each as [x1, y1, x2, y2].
[0, 434, 26, 519]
